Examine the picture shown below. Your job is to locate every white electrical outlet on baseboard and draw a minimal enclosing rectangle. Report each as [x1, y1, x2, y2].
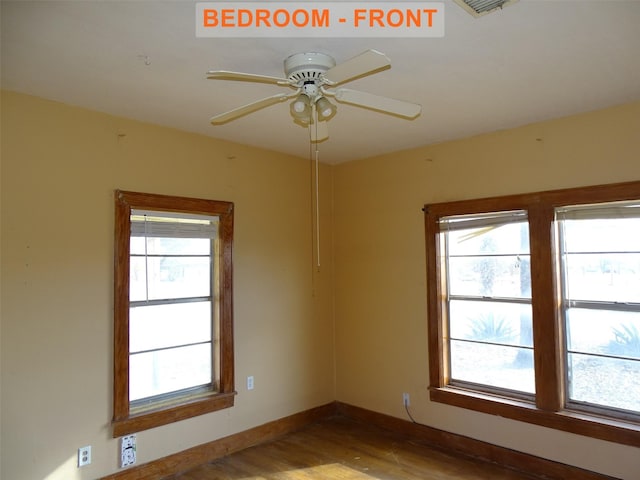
[403, 392, 410, 406]
[120, 434, 137, 468]
[247, 375, 254, 390]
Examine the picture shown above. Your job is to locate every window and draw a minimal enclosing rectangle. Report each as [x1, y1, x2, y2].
[441, 210, 534, 396]
[424, 181, 640, 447]
[113, 191, 235, 436]
[558, 202, 640, 416]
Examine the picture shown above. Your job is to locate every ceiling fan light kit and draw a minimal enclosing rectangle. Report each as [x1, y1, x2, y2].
[207, 49, 422, 142]
[290, 95, 312, 126]
[292, 95, 310, 114]
[315, 97, 337, 121]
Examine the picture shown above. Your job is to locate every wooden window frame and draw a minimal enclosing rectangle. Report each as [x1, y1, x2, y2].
[424, 180, 640, 447]
[113, 190, 235, 437]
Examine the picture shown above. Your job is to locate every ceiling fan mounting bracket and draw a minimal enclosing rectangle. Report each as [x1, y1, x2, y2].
[284, 52, 336, 86]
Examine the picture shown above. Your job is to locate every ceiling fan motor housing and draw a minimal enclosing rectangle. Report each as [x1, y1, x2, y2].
[284, 52, 336, 85]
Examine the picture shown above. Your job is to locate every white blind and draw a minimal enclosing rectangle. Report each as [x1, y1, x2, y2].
[556, 201, 640, 221]
[131, 209, 219, 239]
[439, 210, 528, 232]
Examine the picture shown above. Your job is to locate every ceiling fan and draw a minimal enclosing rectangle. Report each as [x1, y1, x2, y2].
[206, 50, 422, 142]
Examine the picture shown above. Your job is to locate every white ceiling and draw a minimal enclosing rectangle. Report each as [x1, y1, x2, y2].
[2, 0, 639, 164]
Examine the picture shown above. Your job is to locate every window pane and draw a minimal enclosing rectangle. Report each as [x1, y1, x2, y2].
[562, 217, 640, 253]
[450, 340, 535, 393]
[130, 237, 146, 255]
[129, 343, 212, 402]
[447, 221, 529, 257]
[130, 255, 211, 301]
[566, 308, 640, 412]
[444, 214, 533, 396]
[130, 301, 212, 353]
[130, 256, 147, 302]
[450, 300, 533, 347]
[566, 308, 640, 359]
[448, 255, 531, 298]
[560, 207, 640, 415]
[564, 252, 640, 303]
[131, 236, 211, 256]
[567, 353, 640, 413]
[446, 219, 531, 299]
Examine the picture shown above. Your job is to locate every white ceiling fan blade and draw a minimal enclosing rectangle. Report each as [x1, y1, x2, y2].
[310, 121, 329, 143]
[334, 88, 421, 119]
[323, 50, 391, 86]
[210, 93, 291, 125]
[207, 70, 290, 85]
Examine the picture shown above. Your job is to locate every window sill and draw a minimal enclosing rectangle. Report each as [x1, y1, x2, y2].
[113, 391, 236, 437]
[430, 386, 640, 447]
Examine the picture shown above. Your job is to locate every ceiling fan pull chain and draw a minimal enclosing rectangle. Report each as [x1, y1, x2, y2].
[315, 137, 321, 270]
[308, 106, 321, 273]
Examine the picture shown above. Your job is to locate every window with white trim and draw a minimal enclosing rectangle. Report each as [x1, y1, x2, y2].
[424, 181, 640, 446]
[113, 191, 235, 437]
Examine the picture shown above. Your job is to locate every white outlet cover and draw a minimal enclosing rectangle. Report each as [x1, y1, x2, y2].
[120, 434, 137, 468]
[78, 445, 91, 467]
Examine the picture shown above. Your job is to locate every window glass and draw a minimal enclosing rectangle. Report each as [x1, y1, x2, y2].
[129, 302, 212, 353]
[448, 255, 531, 298]
[131, 236, 210, 256]
[449, 300, 533, 347]
[559, 205, 640, 414]
[130, 236, 212, 302]
[446, 220, 531, 299]
[567, 353, 640, 412]
[562, 216, 640, 303]
[130, 343, 212, 402]
[443, 213, 533, 395]
[450, 342, 535, 393]
[128, 211, 216, 404]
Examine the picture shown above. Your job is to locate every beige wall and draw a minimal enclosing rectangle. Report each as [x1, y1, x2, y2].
[333, 101, 640, 479]
[2, 90, 639, 479]
[0, 90, 335, 479]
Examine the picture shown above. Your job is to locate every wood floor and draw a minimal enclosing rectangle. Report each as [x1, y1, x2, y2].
[167, 416, 538, 480]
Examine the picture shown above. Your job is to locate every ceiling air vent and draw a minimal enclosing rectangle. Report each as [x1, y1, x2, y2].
[453, 0, 519, 17]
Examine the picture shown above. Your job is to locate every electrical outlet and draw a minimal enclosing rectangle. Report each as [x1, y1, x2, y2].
[247, 375, 254, 390]
[78, 445, 91, 467]
[403, 392, 410, 407]
[120, 434, 136, 468]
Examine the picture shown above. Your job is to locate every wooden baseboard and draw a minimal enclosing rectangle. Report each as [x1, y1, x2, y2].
[101, 400, 619, 480]
[336, 402, 620, 480]
[100, 402, 338, 480]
